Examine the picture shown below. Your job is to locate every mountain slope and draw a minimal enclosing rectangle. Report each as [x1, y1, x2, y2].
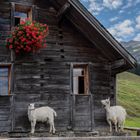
[121, 41, 140, 63]
[117, 72, 140, 127]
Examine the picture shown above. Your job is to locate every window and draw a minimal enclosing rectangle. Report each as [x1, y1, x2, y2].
[0, 65, 11, 96]
[14, 12, 27, 26]
[14, 4, 32, 26]
[72, 64, 89, 94]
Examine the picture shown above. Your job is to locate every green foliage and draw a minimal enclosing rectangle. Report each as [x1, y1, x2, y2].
[117, 72, 140, 127]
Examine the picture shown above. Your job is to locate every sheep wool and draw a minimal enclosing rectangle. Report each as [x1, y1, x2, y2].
[28, 103, 57, 134]
[101, 98, 126, 132]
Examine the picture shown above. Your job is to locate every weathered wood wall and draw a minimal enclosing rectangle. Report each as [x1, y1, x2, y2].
[0, 0, 116, 132]
[0, 97, 11, 132]
[0, 2, 12, 132]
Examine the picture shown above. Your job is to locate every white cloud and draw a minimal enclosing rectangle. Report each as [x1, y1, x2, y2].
[110, 16, 119, 22]
[122, 0, 133, 9]
[80, 0, 88, 2]
[119, 9, 124, 13]
[103, 0, 123, 9]
[135, 0, 140, 5]
[108, 19, 134, 41]
[133, 33, 140, 41]
[82, 0, 123, 15]
[122, 0, 140, 10]
[88, 0, 104, 15]
[136, 15, 140, 29]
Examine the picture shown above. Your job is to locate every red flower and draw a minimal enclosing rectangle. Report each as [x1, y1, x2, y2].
[9, 45, 13, 49]
[6, 19, 48, 55]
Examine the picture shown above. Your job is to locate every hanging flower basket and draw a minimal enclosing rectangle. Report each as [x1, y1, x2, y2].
[6, 19, 49, 55]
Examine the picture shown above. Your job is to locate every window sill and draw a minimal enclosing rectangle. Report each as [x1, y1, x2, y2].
[0, 94, 15, 97]
[71, 94, 92, 96]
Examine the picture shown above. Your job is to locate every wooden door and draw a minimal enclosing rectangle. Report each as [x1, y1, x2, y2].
[70, 63, 93, 131]
[71, 94, 93, 131]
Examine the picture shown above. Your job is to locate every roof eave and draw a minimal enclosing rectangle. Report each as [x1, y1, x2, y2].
[68, 0, 137, 68]
[49, 0, 137, 69]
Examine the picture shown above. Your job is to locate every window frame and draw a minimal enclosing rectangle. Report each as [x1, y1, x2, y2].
[11, 2, 34, 29]
[0, 64, 12, 96]
[71, 63, 89, 95]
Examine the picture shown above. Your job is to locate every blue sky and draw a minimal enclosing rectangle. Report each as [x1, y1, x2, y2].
[80, 0, 140, 42]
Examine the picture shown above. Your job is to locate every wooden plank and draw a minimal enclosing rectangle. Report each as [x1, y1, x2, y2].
[57, 2, 70, 22]
[32, 5, 36, 21]
[73, 95, 92, 131]
[0, 24, 10, 31]
[10, 2, 15, 29]
[0, 18, 10, 24]
[72, 94, 75, 129]
[124, 127, 140, 136]
[90, 94, 94, 130]
[111, 59, 126, 69]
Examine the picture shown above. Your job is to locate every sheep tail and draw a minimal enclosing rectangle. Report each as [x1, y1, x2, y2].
[53, 110, 57, 117]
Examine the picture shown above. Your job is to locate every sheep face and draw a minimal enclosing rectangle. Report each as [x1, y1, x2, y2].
[28, 103, 35, 110]
[101, 98, 110, 108]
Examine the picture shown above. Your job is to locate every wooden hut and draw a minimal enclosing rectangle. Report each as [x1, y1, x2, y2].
[0, 0, 137, 134]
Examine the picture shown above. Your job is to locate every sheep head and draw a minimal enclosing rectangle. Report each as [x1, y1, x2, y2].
[101, 98, 110, 108]
[28, 103, 35, 110]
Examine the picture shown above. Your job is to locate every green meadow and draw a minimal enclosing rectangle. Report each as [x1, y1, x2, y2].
[117, 72, 140, 127]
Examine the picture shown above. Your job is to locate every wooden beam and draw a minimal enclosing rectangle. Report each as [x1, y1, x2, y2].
[32, 5, 36, 21]
[111, 65, 130, 75]
[68, 0, 137, 68]
[10, 2, 15, 30]
[124, 127, 140, 136]
[11, 49, 15, 63]
[57, 2, 70, 21]
[111, 59, 126, 70]
[64, 9, 115, 61]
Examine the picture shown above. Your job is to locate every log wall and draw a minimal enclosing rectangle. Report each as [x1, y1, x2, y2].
[0, 0, 116, 132]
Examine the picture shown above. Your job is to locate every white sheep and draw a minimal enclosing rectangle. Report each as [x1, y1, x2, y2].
[28, 103, 57, 134]
[101, 98, 126, 132]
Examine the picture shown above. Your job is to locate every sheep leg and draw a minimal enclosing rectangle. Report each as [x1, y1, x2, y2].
[52, 122, 56, 134]
[49, 123, 53, 133]
[31, 120, 36, 134]
[118, 123, 120, 132]
[107, 120, 112, 132]
[114, 121, 118, 132]
[120, 121, 125, 132]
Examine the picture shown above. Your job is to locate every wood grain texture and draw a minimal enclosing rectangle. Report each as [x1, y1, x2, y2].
[0, 0, 117, 132]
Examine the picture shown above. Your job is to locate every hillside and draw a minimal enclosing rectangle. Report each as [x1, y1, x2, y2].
[121, 41, 140, 63]
[117, 72, 140, 127]
[121, 41, 140, 76]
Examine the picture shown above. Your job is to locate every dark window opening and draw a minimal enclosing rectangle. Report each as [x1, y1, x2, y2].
[14, 17, 20, 26]
[14, 12, 28, 26]
[72, 64, 89, 95]
[78, 76, 84, 94]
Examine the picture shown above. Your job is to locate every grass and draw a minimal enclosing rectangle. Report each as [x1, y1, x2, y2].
[117, 72, 140, 127]
[125, 117, 140, 127]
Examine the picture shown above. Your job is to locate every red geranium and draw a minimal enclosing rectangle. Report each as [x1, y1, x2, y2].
[6, 19, 48, 55]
